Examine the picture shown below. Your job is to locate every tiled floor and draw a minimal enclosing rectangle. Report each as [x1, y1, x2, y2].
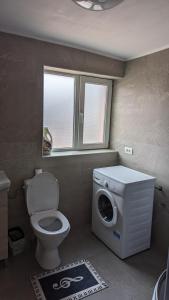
[0, 228, 166, 300]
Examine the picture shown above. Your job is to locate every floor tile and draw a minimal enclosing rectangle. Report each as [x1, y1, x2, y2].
[0, 228, 166, 300]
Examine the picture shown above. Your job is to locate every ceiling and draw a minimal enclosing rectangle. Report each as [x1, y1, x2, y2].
[1, 0, 169, 60]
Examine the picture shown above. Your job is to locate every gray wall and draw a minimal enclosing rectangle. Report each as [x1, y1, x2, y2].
[0, 32, 121, 238]
[111, 48, 169, 255]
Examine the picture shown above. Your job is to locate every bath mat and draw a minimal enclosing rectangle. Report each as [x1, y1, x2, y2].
[31, 259, 108, 300]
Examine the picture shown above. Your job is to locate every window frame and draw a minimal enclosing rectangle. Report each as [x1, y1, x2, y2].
[77, 76, 112, 150]
[43, 70, 77, 151]
[43, 70, 112, 152]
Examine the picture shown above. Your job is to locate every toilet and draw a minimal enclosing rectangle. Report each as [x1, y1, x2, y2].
[24, 172, 70, 270]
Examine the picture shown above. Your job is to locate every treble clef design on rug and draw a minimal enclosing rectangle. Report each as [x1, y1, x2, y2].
[53, 276, 84, 290]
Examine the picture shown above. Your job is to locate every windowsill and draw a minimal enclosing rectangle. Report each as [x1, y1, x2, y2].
[42, 149, 117, 158]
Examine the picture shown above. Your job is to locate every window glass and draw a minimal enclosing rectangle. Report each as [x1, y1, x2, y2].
[43, 73, 75, 149]
[83, 83, 107, 144]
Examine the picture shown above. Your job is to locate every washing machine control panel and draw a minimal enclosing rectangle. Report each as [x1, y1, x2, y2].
[93, 171, 125, 196]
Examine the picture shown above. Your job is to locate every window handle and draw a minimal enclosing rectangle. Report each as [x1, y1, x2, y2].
[79, 112, 84, 124]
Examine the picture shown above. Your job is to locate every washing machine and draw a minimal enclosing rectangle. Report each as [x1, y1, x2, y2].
[92, 165, 155, 259]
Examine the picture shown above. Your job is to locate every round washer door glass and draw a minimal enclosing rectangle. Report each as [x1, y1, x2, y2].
[96, 190, 118, 227]
[98, 194, 114, 222]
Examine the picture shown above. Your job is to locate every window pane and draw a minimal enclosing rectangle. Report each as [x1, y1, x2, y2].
[43, 73, 74, 149]
[83, 83, 107, 144]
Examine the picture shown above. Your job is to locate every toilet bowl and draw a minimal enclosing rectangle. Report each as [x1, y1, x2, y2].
[25, 172, 70, 270]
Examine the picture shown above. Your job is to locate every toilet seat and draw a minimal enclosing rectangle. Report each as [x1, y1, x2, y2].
[31, 210, 70, 236]
[26, 172, 59, 216]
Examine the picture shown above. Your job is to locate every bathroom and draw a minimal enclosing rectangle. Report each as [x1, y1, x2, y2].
[0, 1, 169, 299]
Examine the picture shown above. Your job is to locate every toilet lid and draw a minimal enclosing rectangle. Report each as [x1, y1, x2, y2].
[26, 172, 59, 216]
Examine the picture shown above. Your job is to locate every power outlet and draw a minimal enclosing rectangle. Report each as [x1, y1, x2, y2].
[125, 146, 133, 155]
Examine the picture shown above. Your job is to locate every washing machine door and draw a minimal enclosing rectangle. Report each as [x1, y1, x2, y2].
[95, 189, 118, 228]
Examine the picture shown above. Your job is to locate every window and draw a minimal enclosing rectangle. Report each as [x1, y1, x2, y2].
[43, 69, 112, 152]
[43, 73, 75, 149]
